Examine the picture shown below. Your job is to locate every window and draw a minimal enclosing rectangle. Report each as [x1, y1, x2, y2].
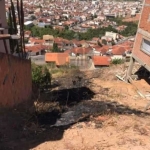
[36, 52, 39, 55]
[141, 39, 150, 55]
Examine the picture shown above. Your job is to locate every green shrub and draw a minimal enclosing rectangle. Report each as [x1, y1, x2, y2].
[111, 58, 124, 65]
[46, 62, 56, 68]
[32, 64, 51, 89]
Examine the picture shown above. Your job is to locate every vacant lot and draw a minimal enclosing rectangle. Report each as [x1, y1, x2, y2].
[0, 64, 150, 150]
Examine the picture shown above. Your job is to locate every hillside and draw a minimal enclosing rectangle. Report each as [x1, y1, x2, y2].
[0, 64, 150, 150]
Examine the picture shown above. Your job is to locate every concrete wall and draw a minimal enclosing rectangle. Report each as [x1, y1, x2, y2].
[0, 52, 32, 107]
[0, 0, 10, 54]
[111, 55, 123, 60]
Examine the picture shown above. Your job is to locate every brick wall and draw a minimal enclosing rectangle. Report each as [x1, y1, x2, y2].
[132, 33, 150, 66]
[132, 0, 150, 70]
[145, 0, 150, 5]
[0, 52, 32, 107]
[139, 5, 150, 32]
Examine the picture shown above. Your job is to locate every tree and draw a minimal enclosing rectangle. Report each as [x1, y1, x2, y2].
[24, 19, 137, 41]
[64, 25, 69, 30]
[45, 25, 53, 29]
[52, 43, 61, 52]
[102, 39, 107, 45]
[32, 64, 51, 89]
[120, 22, 138, 37]
[74, 33, 80, 40]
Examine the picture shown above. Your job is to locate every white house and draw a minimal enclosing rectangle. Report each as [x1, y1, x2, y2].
[105, 32, 119, 41]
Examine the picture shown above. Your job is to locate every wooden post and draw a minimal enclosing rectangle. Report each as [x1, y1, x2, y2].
[126, 56, 135, 81]
[0, 0, 10, 54]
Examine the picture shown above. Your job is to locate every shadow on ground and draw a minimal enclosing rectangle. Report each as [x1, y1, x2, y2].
[135, 66, 150, 85]
[0, 86, 150, 150]
[35, 86, 95, 125]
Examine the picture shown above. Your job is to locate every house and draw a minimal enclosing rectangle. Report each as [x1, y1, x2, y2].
[54, 37, 64, 50]
[92, 56, 111, 67]
[25, 45, 46, 57]
[28, 38, 45, 45]
[70, 47, 92, 56]
[94, 46, 109, 56]
[45, 53, 69, 66]
[110, 46, 126, 60]
[105, 31, 119, 41]
[79, 40, 89, 48]
[53, 25, 65, 31]
[88, 49, 101, 56]
[63, 40, 74, 50]
[123, 13, 140, 22]
[43, 35, 54, 46]
[127, 0, 150, 79]
[116, 25, 127, 32]
[24, 30, 31, 38]
[71, 39, 82, 47]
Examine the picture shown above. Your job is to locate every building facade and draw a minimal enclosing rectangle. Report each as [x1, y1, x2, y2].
[127, 0, 150, 78]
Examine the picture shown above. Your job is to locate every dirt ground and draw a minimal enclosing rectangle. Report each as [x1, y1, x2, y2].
[0, 64, 150, 150]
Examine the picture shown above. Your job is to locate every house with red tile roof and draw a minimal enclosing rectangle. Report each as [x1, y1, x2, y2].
[53, 25, 65, 31]
[116, 25, 127, 32]
[54, 38, 74, 50]
[92, 56, 111, 67]
[24, 30, 31, 38]
[25, 44, 47, 56]
[28, 37, 45, 45]
[71, 39, 82, 47]
[45, 53, 69, 66]
[107, 46, 126, 60]
[94, 46, 109, 56]
[112, 46, 126, 55]
[70, 47, 92, 56]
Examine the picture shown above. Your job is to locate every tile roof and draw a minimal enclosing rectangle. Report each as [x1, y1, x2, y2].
[95, 46, 109, 54]
[71, 47, 92, 54]
[29, 38, 45, 44]
[93, 56, 111, 66]
[64, 49, 71, 54]
[25, 44, 49, 52]
[111, 46, 126, 55]
[45, 53, 69, 66]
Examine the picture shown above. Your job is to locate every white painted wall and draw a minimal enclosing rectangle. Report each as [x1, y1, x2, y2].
[0, 0, 10, 53]
[105, 32, 119, 40]
[111, 55, 123, 60]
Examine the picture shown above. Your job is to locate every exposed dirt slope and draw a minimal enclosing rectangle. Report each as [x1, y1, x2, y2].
[0, 64, 150, 150]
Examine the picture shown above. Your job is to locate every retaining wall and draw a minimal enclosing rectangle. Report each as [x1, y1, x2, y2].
[0, 52, 32, 107]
